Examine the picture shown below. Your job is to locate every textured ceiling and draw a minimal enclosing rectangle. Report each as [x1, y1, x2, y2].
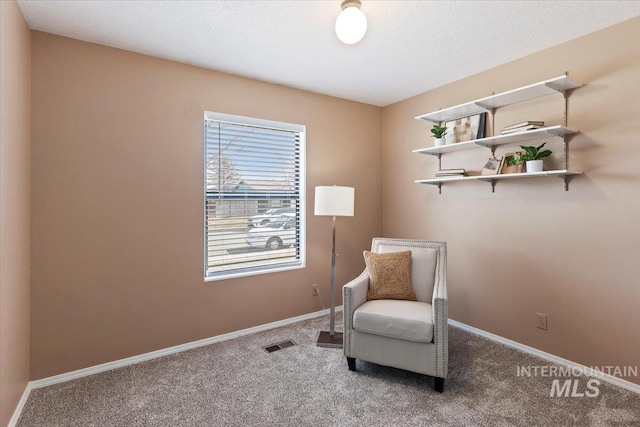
[17, 1, 640, 106]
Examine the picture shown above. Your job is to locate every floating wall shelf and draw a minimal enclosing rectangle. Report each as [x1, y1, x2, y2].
[413, 125, 577, 156]
[415, 75, 582, 123]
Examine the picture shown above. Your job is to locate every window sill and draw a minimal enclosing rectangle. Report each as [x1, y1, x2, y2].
[204, 262, 305, 282]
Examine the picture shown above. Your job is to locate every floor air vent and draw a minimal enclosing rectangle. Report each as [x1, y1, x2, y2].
[264, 340, 296, 353]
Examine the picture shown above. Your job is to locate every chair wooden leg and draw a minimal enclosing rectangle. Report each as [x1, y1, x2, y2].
[347, 357, 356, 371]
[434, 377, 444, 393]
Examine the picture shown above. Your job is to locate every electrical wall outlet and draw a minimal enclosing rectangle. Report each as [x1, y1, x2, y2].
[536, 313, 548, 331]
[312, 284, 320, 296]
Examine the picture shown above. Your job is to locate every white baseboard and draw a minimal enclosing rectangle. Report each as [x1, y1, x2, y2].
[449, 319, 640, 395]
[8, 382, 32, 427]
[30, 306, 342, 389]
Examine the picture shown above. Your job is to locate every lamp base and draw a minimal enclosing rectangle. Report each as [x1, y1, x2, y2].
[316, 331, 343, 348]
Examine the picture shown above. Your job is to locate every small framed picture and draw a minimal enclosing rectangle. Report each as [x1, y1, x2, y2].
[481, 156, 503, 175]
[444, 112, 487, 145]
[500, 152, 526, 174]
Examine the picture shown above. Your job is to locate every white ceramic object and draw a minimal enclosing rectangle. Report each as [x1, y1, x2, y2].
[526, 160, 543, 173]
[434, 137, 445, 147]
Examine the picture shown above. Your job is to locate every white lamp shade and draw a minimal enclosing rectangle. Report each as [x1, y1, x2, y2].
[335, 6, 367, 45]
[314, 186, 355, 217]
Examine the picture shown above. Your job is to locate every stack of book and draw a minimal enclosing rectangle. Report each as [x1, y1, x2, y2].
[501, 121, 544, 134]
[435, 168, 466, 177]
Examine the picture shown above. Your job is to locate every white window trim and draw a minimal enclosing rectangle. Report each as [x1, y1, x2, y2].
[203, 111, 306, 282]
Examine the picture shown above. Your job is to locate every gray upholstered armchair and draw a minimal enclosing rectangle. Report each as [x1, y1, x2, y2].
[343, 238, 448, 392]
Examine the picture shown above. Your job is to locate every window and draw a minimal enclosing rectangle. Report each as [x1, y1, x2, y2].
[204, 112, 305, 280]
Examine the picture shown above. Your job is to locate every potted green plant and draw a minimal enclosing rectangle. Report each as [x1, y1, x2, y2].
[431, 125, 447, 147]
[521, 142, 552, 173]
[501, 152, 526, 174]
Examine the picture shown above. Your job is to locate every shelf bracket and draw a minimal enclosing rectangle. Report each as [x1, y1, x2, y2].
[490, 179, 496, 193]
[544, 82, 564, 95]
[474, 101, 492, 113]
[438, 183, 442, 195]
[563, 89, 568, 127]
[561, 175, 569, 191]
[489, 107, 496, 138]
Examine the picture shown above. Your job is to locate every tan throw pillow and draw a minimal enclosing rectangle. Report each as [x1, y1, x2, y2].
[364, 250, 416, 301]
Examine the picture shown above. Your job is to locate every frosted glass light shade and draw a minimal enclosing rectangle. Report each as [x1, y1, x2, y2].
[314, 186, 355, 217]
[335, 6, 367, 44]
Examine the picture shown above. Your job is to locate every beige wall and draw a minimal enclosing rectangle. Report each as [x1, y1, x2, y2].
[0, 0, 31, 425]
[383, 17, 640, 384]
[30, 32, 382, 379]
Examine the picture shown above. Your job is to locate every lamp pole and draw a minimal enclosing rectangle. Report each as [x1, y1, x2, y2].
[317, 213, 342, 348]
[329, 215, 337, 338]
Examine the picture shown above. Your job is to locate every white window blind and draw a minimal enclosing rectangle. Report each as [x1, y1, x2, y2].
[204, 112, 305, 280]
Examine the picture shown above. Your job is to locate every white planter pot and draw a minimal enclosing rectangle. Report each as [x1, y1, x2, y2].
[526, 160, 543, 173]
[434, 137, 445, 147]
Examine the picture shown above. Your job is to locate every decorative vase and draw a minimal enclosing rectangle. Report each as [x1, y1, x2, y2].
[434, 137, 445, 147]
[526, 160, 543, 173]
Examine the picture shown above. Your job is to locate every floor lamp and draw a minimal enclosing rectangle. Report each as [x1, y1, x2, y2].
[314, 185, 355, 348]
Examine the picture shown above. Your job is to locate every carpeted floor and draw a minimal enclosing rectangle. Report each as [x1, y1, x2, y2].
[17, 314, 640, 426]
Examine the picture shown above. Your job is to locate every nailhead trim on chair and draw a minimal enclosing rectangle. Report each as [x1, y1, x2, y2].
[433, 245, 448, 378]
[344, 286, 352, 355]
[435, 297, 447, 377]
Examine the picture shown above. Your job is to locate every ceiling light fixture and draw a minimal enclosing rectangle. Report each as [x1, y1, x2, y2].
[335, 0, 367, 45]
